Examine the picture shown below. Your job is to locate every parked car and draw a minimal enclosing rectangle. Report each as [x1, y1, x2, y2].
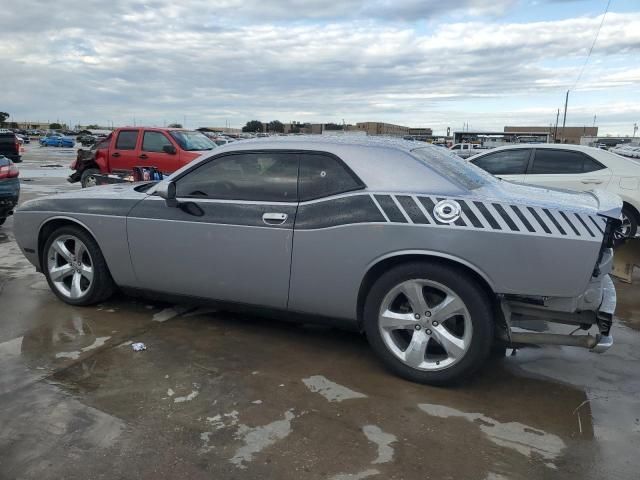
[68, 127, 216, 188]
[468, 144, 640, 239]
[40, 135, 75, 148]
[14, 137, 620, 385]
[0, 155, 19, 226]
[0, 131, 22, 163]
[16, 134, 30, 144]
[449, 143, 485, 159]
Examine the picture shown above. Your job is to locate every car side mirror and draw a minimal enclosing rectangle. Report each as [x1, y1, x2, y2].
[163, 145, 177, 155]
[156, 180, 177, 207]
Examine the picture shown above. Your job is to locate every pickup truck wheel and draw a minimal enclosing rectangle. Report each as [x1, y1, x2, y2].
[364, 261, 493, 385]
[81, 168, 100, 188]
[43, 225, 115, 306]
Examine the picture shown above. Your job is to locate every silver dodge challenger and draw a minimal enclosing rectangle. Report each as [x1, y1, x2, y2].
[13, 136, 621, 384]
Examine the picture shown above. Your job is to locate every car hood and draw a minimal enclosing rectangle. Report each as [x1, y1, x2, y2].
[17, 182, 150, 216]
[476, 180, 622, 219]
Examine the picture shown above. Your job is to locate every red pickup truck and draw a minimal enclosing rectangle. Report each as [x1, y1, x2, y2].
[69, 127, 216, 187]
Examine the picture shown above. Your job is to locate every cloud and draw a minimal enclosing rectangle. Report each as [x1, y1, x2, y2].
[0, 1, 638, 134]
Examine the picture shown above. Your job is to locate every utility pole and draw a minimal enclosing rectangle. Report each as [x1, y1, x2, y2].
[593, 115, 596, 127]
[554, 108, 560, 143]
[561, 90, 569, 143]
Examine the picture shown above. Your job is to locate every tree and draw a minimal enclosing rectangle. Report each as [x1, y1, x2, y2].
[86, 124, 100, 129]
[0, 112, 9, 127]
[268, 120, 284, 133]
[49, 122, 63, 130]
[168, 123, 182, 128]
[324, 123, 344, 131]
[242, 120, 263, 133]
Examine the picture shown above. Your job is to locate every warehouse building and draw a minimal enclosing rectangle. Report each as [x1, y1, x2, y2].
[504, 126, 598, 145]
[355, 122, 432, 137]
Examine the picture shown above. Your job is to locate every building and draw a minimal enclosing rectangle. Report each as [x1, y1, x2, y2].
[14, 121, 51, 130]
[504, 126, 598, 145]
[198, 127, 242, 135]
[454, 130, 551, 145]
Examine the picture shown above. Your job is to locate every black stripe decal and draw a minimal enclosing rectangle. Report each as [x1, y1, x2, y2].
[493, 203, 519, 231]
[543, 209, 566, 235]
[396, 196, 429, 224]
[474, 202, 501, 229]
[575, 213, 595, 237]
[419, 197, 447, 225]
[375, 195, 407, 223]
[510, 205, 535, 233]
[460, 201, 483, 228]
[590, 216, 604, 234]
[296, 195, 385, 229]
[527, 207, 552, 234]
[559, 211, 580, 236]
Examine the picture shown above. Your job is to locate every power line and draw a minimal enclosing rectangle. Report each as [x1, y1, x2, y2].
[572, 0, 612, 90]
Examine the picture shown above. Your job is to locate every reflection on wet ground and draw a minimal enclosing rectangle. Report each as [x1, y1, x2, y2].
[1, 150, 639, 478]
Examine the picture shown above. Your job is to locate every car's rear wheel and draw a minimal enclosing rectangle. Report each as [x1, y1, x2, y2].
[615, 206, 638, 241]
[81, 168, 101, 188]
[363, 261, 494, 385]
[43, 225, 115, 306]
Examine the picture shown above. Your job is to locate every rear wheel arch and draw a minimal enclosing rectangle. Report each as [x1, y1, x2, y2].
[38, 218, 100, 268]
[356, 252, 498, 331]
[621, 201, 640, 223]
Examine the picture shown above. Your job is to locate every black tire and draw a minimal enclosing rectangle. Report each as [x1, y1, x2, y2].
[363, 261, 494, 385]
[0, 217, 6, 226]
[80, 168, 101, 188]
[619, 205, 638, 240]
[42, 225, 115, 306]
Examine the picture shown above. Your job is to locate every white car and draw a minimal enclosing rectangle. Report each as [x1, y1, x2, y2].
[468, 144, 640, 239]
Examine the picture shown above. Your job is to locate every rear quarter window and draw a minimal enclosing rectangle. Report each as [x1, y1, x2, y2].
[411, 146, 496, 190]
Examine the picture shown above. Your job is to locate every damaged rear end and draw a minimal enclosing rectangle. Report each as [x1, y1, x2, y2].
[498, 189, 621, 353]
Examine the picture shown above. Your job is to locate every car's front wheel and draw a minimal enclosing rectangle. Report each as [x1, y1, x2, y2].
[43, 225, 115, 306]
[363, 261, 494, 385]
[80, 168, 101, 188]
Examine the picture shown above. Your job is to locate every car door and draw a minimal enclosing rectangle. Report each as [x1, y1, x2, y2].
[524, 148, 612, 192]
[139, 130, 181, 174]
[288, 152, 367, 317]
[468, 148, 532, 183]
[110, 129, 141, 174]
[126, 151, 299, 309]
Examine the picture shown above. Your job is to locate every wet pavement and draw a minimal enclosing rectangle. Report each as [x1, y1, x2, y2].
[1, 145, 639, 479]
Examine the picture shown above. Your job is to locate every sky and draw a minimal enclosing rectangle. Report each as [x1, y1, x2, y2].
[1, 0, 638, 135]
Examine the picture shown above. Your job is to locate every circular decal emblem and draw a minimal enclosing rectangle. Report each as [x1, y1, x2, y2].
[433, 199, 461, 223]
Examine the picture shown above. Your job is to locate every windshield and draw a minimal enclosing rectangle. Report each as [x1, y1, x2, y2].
[411, 146, 497, 191]
[169, 130, 216, 151]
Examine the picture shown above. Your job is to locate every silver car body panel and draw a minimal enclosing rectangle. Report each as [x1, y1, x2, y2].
[14, 136, 620, 325]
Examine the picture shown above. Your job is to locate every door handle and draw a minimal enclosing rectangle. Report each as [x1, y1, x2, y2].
[262, 212, 288, 225]
[581, 179, 603, 184]
[112, 152, 120, 157]
[139, 154, 148, 159]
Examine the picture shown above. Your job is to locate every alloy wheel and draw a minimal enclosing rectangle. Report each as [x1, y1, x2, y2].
[614, 212, 631, 240]
[378, 279, 472, 371]
[47, 234, 94, 300]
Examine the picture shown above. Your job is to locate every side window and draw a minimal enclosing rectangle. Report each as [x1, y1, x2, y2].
[142, 131, 172, 152]
[115, 130, 138, 150]
[471, 149, 530, 175]
[583, 156, 606, 173]
[451, 145, 461, 150]
[175, 152, 298, 201]
[299, 153, 363, 201]
[531, 150, 587, 174]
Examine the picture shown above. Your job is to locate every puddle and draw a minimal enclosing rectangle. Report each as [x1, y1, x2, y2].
[418, 403, 566, 468]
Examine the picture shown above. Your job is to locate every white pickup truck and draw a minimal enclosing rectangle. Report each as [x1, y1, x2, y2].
[449, 143, 486, 159]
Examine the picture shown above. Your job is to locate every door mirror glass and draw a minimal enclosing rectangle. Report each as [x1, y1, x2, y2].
[156, 180, 177, 207]
[163, 144, 177, 155]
